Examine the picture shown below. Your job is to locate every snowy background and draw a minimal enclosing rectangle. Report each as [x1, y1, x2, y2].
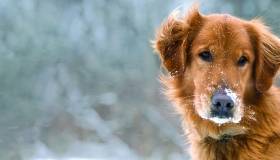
[0, 0, 279, 159]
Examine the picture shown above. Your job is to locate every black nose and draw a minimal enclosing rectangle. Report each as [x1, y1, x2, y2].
[211, 93, 234, 118]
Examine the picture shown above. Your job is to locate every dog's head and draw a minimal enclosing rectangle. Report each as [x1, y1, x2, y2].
[154, 7, 280, 138]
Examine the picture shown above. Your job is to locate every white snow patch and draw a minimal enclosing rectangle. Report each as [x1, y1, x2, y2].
[209, 117, 233, 124]
[195, 94, 211, 120]
[225, 88, 238, 104]
[209, 116, 241, 124]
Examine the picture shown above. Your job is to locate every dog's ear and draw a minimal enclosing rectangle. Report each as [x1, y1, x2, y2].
[153, 7, 203, 76]
[247, 20, 280, 92]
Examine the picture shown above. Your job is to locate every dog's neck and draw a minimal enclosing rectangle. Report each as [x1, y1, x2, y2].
[193, 132, 280, 160]
[193, 134, 248, 160]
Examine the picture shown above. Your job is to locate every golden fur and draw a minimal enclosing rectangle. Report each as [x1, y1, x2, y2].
[153, 6, 280, 160]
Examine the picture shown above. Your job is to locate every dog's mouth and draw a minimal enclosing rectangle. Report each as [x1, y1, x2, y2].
[208, 117, 239, 124]
[199, 112, 242, 125]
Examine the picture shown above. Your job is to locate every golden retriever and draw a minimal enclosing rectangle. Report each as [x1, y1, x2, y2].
[153, 6, 280, 160]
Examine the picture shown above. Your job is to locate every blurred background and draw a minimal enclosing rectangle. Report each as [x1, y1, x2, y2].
[1, 0, 280, 159]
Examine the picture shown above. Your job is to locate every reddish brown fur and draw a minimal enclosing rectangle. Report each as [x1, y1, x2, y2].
[153, 6, 280, 160]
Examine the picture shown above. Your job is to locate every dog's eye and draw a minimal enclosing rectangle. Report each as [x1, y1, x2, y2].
[237, 56, 248, 67]
[199, 51, 213, 62]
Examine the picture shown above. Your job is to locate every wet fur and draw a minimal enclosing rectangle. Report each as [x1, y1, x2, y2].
[153, 6, 280, 160]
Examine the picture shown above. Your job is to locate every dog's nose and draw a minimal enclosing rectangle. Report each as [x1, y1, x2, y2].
[211, 93, 234, 118]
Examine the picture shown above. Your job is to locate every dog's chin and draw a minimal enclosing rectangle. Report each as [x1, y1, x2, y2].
[210, 124, 247, 140]
[201, 115, 247, 140]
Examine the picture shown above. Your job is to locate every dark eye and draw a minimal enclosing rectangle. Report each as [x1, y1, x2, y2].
[237, 56, 248, 67]
[199, 51, 213, 62]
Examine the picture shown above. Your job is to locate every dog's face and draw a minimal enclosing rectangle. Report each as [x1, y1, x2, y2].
[154, 8, 280, 138]
[190, 15, 255, 124]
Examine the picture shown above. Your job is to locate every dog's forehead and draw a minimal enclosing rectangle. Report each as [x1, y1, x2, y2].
[201, 15, 249, 41]
[192, 14, 253, 54]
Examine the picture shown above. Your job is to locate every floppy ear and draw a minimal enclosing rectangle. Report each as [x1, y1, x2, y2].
[153, 7, 203, 76]
[248, 20, 280, 92]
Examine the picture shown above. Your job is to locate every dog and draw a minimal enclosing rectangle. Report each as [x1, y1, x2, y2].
[153, 6, 280, 160]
